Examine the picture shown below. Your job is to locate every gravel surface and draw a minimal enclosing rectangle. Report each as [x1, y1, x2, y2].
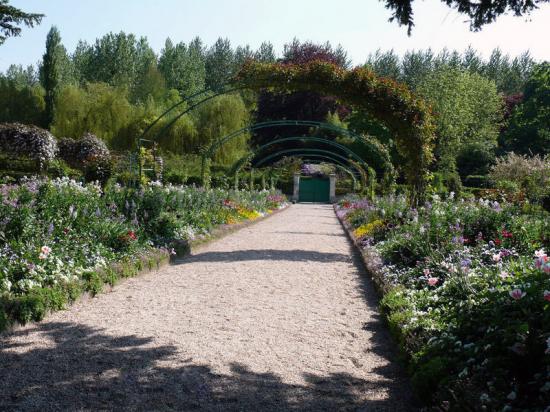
[0, 203, 414, 411]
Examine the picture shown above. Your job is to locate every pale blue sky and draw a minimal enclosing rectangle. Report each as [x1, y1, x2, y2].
[1, 0, 549, 71]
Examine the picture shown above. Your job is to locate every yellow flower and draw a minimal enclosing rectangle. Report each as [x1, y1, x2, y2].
[353, 219, 385, 238]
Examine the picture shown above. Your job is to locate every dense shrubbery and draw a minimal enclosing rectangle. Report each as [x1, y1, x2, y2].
[0, 122, 58, 169]
[0, 177, 287, 330]
[336, 194, 550, 410]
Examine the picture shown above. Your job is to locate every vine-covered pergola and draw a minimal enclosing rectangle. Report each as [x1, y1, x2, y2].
[138, 60, 436, 202]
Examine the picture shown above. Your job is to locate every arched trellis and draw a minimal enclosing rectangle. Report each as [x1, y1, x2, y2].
[253, 148, 369, 189]
[252, 151, 366, 190]
[137, 61, 436, 203]
[227, 135, 367, 187]
[232, 157, 359, 192]
[197, 121, 392, 184]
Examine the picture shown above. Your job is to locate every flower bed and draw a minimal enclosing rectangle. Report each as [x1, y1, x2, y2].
[335, 195, 550, 410]
[0, 178, 287, 331]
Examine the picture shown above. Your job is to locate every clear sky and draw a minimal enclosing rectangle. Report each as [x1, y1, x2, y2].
[1, 0, 549, 71]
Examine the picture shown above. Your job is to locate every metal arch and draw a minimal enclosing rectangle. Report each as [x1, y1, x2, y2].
[255, 149, 366, 173]
[254, 136, 369, 168]
[225, 135, 367, 184]
[203, 120, 392, 168]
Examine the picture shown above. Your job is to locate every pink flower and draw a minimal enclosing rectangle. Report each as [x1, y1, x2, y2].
[492, 253, 502, 263]
[423, 268, 431, 276]
[535, 249, 547, 258]
[509, 289, 526, 300]
[543, 291, 550, 302]
[427, 277, 439, 286]
[499, 271, 509, 279]
[40, 245, 51, 255]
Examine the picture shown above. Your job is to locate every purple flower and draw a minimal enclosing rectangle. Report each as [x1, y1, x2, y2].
[460, 258, 472, 268]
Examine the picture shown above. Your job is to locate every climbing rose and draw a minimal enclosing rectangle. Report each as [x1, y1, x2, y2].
[427, 277, 439, 286]
[509, 289, 526, 300]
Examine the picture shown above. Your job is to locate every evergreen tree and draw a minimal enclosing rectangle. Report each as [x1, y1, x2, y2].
[40, 26, 67, 128]
[0, 0, 43, 45]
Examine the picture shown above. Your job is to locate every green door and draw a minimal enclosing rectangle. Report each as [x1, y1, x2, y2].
[299, 177, 330, 203]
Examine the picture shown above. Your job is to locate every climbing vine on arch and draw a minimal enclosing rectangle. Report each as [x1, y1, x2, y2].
[234, 60, 436, 203]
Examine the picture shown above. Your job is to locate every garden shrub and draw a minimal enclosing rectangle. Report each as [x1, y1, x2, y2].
[490, 152, 550, 204]
[58, 133, 112, 184]
[0, 122, 58, 170]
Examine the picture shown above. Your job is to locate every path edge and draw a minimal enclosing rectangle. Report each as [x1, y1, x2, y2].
[1, 204, 291, 336]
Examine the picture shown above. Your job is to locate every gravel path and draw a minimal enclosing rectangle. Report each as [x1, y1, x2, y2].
[0, 204, 414, 411]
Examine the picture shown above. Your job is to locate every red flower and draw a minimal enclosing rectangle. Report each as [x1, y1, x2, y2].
[342, 201, 351, 209]
[494, 238, 502, 246]
[127, 230, 137, 241]
[502, 229, 513, 239]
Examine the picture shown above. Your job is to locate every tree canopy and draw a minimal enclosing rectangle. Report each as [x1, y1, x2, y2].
[384, 0, 549, 33]
[0, 0, 43, 45]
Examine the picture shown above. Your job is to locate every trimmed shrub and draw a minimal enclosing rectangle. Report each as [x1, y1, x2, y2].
[58, 133, 112, 184]
[0, 122, 58, 169]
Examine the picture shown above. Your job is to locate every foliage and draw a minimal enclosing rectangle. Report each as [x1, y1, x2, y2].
[51, 83, 135, 146]
[0, 177, 287, 330]
[0, 75, 45, 126]
[365, 47, 535, 95]
[236, 59, 436, 202]
[501, 63, 550, 156]
[489, 152, 550, 204]
[0, 123, 57, 169]
[337, 194, 550, 409]
[194, 94, 251, 165]
[0, 0, 43, 45]
[383, 0, 549, 33]
[205, 37, 236, 92]
[416, 65, 503, 174]
[159, 37, 205, 97]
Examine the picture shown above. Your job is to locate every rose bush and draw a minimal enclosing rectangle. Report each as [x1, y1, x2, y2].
[336, 194, 550, 410]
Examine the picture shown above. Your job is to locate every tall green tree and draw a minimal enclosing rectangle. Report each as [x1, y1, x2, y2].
[158, 36, 205, 97]
[205, 37, 235, 91]
[417, 65, 503, 173]
[0, 0, 43, 45]
[40, 26, 70, 127]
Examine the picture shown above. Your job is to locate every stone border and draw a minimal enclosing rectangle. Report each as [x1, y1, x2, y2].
[1, 204, 291, 335]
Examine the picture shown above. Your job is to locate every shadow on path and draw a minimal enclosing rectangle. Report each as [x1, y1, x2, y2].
[0, 322, 413, 411]
[175, 249, 352, 265]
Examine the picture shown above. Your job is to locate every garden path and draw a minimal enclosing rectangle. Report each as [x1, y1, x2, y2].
[0, 203, 413, 411]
